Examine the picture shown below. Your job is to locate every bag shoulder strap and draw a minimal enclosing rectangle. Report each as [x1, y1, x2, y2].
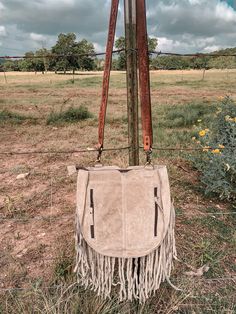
[98, 0, 153, 153]
[98, 0, 119, 150]
[137, 0, 153, 151]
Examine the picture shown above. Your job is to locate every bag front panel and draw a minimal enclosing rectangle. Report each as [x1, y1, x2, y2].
[77, 166, 172, 258]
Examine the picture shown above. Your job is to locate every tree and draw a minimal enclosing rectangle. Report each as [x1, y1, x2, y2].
[51, 33, 95, 73]
[34, 48, 51, 73]
[75, 39, 95, 71]
[51, 33, 77, 73]
[114, 36, 158, 70]
[18, 52, 36, 72]
[3, 60, 20, 71]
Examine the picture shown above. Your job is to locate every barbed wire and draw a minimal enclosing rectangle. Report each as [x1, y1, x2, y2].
[149, 51, 236, 58]
[0, 49, 124, 60]
[0, 146, 130, 156]
[151, 146, 236, 152]
[0, 211, 235, 222]
[0, 145, 235, 156]
[0, 216, 73, 222]
[1, 49, 236, 60]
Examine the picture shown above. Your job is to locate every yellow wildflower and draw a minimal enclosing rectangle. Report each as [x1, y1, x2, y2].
[212, 149, 221, 154]
[219, 144, 225, 149]
[199, 130, 206, 137]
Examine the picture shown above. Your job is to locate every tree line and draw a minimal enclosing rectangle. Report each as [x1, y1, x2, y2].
[1, 33, 96, 73]
[1, 33, 235, 72]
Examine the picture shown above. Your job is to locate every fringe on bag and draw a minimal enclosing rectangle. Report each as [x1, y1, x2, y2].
[74, 206, 176, 303]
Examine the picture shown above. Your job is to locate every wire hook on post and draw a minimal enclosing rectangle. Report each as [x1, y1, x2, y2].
[145, 148, 153, 165]
[95, 146, 103, 165]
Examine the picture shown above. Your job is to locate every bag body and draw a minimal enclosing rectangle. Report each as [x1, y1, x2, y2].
[75, 166, 176, 302]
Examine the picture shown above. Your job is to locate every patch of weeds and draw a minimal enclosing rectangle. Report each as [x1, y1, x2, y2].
[1, 195, 26, 218]
[150, 81, 168, 88]
[53, 256, 73, 282]
[60, 76, 103, 88]
[174, 80, 206, 87]
[157, 102, 217, 128]
[190, 97, 236, 201]
[196, 289, 236, 313]
[106, 115, 127, 126]
[47, 106, 93, 125]
[10, 165, 30, 175]
[180, 217, 195, 226]
[175, 207, 184, 216]
[153, 128, 196, 151]
[0, 110, 35, 125]
[196, 239, 225, 277]
[196, 216, 233, 241]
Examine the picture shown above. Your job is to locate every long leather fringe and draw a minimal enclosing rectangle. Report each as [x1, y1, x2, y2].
[74, 206, 176, 303]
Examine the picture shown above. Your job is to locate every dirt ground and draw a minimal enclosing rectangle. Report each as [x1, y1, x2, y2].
[0, 70, 235, 312]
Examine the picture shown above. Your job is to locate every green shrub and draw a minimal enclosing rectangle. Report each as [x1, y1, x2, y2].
[47, 106, 93, 125]
[0, 110, 29, 124]
[190, 97, 236, 201]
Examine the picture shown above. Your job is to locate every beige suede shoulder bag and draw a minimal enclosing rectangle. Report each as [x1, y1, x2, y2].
[75, 0, 177, 303]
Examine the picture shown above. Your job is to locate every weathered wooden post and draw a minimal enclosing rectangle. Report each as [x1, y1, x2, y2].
[124, 0, 139, 166]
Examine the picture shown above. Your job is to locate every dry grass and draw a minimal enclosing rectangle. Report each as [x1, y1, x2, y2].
[0, 70, 236, 313]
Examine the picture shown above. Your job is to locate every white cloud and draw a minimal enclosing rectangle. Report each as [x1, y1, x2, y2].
[93, 42, 104, 52]
[30, 33, 47, 42]
[41, 0, 75, 6]
[0, 25, 6, 36]
[215, 2, 236, 22]
[158, 37, 181, 51]
[203, 45, 221, 52]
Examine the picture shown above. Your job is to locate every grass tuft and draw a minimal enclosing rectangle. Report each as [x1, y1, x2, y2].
[46, 106, 93, 125]
[0, 110, 33, 125]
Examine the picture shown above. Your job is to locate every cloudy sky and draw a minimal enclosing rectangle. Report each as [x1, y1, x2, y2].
[0, 0, 236, 56]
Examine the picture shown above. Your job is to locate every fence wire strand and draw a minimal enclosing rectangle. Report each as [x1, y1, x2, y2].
[149, 51, 236, 57]
[1, 49, 236, 60]
[0, 145, 235, 156]
[0, 49, 124, 60]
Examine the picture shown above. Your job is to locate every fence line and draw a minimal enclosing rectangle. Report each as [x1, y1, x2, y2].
[0, 146, 130, 156]
[150, 51, 236, 58]
[0, 145, 235, 156]
[1, 50, 236, 60]
[0, 49, 124, 60]
[0, 211, 235, 222]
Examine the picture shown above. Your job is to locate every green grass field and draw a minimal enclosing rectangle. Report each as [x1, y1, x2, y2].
[0, 69, 235, 313]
